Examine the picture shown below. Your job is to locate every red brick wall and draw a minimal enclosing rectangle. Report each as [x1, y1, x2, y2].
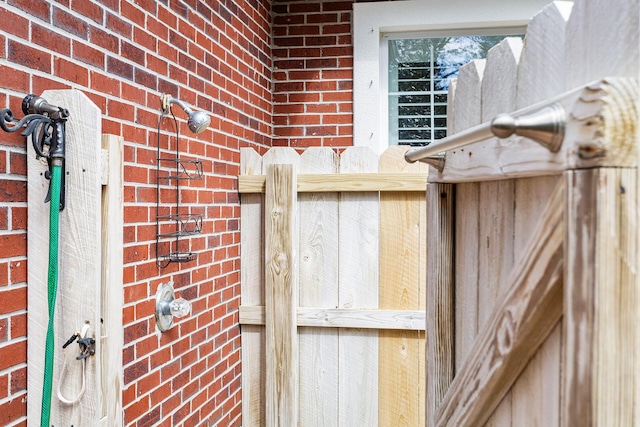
[0, 0, 272, 425]
[272, 0, 354, 149]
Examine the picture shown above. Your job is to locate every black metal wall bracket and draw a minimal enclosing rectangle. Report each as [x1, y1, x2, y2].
[0, 94, 69, 210]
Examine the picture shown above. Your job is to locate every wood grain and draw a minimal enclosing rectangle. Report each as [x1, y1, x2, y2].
[299, 148, 339, 426]
[238, 172, 428, 193]
[436, 181, 565, 427]
[338, 147, 379, 426]
[100, 135, 124, 427]
[479, 38, 523, 426]
[28, 90, 102, 426]
[564, 0, 639, 90]
[425, 183, 454, 427]
[239, 306, 425, 331]
[449, 59, 484, 372]
[379, 146, 426, 427]
[517, 1, 573, 110]
[564, 168, 638, 426]
[240, 147, 265, 427]
[264, 164, 298, 427]
[511, 8, 570, 420]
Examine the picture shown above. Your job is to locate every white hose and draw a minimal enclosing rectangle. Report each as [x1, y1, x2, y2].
[56, 323, 90, 405]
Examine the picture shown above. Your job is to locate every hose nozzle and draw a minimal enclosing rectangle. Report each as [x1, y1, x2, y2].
[22, 94, 69, 120]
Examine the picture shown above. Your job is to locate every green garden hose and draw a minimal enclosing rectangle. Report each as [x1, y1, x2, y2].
[0, 94, 69, 426]
[41, 164, 62, 427]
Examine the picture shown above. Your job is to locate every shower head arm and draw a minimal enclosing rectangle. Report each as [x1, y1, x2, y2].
[161, 94, 193, 115]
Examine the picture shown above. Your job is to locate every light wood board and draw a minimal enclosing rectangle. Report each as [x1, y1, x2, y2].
[338, 147, 379, 426]
[299, 148, 339, 425]
[379, 146, 426, 427]
[100, 134, 124, 427]
[564, 168, 638, 426]
[240, 147, 265, 427]
[27, 90, 102, 426]
[264, 163, 298, 427]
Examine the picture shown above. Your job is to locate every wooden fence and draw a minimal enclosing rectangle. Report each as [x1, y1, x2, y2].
[424, 0, 639, 426]
[239, 0, 640, 425]
[239, 146, 429, 426]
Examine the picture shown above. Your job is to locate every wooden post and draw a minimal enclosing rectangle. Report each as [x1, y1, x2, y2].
[100, 135, 124, 426]
[27, 90, 102, 425]
[240, 148, 266, 426]
[425, 183, 454, 427]
[265, 163, 298, 426]
[563, 168, 638, 426]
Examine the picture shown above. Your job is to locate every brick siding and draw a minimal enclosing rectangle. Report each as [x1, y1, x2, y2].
[272, 0, 354, 149]
[0, 0, 274, 425]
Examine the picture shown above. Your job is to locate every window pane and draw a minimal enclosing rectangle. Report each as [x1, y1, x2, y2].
[388, 35, 520, 146]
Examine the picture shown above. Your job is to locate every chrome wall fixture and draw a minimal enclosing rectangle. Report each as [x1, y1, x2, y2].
[155, 283, 192, 332]
[404, 103, 567, 170]
[160, 94, 210, 134]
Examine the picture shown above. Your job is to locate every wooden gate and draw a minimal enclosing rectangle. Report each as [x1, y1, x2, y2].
[423, 0, 640, 425]
[239, 146, 429, 426]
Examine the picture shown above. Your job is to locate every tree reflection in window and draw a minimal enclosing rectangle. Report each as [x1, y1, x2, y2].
[388, 35, 517, 146]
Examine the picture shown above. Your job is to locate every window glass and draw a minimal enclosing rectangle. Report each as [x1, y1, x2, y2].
[388, 35, 517, 146]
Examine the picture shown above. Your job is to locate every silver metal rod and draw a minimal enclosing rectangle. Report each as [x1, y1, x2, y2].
[404, 122, 492, 163]
[404, 103, 566, 166]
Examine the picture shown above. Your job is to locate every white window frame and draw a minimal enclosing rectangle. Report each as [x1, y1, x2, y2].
[353, 0, 551, 154]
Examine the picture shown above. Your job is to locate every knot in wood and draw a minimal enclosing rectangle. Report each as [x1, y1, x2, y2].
[496, 309, 515, 356]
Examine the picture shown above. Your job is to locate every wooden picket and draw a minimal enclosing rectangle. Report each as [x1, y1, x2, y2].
[239, 146, 427, 426]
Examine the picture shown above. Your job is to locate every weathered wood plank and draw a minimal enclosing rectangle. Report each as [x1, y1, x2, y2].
[425, 183, 454, 427]
[517, 1, 573, 109]
[338, 146, 379, 427]
[379, 146, 426, 427]
[563, 168, 638, 426]
[564, 0, 639, 90]
[28, 90, 102, 426]
[299, 148, 339, 426]
[512, 176, 563, 427]
[511, 1, 573, 404]
[476, 180, 516, 331]
[436, 180, 564, 427]
[238, 172, 428, 193]
[264, 164, 298, 427]
[479, 40, 522, 426]
[510, 5, 571, 423]
[239, 306, 425, 331]
[511, 321, 562, 427]
[100, 135, 123, 427]
[477, 186, 516, 427]
[482, 37, 522, 121]
[240, 147, 265, 427]
[450, 59, 484, 372]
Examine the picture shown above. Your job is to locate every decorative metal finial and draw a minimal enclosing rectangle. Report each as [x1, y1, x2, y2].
[491, 103, 566, 153]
